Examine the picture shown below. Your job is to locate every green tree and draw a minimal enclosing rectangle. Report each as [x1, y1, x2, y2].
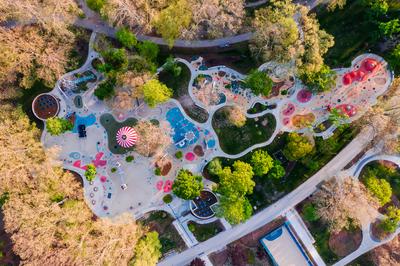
[301, 64, 336, 93]
[267, 161, 286, 179]
[115, 27, 137, 49]
[207, 158, 222, 176]
[94, 77, 116, 100]
[365, 0, 389, 20]
[379, 205, 400, 233]
[163, 57, 182, 77]
[137, 41, 159, 63]
[283, 133, 314, 161]
[250, 150, 274, 176]
[46, 117, 73, 136]
[84, 164, 97, 182]
[132, 231, 162, 266]
[364, 176, 392, 206]
[244, 70, 273, 96]
[152, 0, 192, 48]
[172, 169, 203, 200]
[379, 19, 400, 38]
[216, 196, 253, 224]
[218, 161, 255, 200]
[86, 0, 105, 12]
[328, 108, 349, 126]
[302, 203, 319, 222]
[389, 44, 400, 73]
[99, 48, 128, 73]
[140, 79, 172, 108]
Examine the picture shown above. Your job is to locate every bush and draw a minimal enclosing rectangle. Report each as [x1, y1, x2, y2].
[125, 155, 134, 162]
[155, 168, 161, 176]
[207, 158, 222, 176]
[172, 169, 203, 200]
[300, 64, 336, 93]
[150, 119, 160, 126]
[163, 194, 173, 204]
[85, 164, 97, 182]
[188, 223, 196, 232]
[175, 151, 183, 159]
[302, 203, 319, 222]
[115, 27, 137, 49]
[46, 117, 73, 136]
[99, 48, 128, 73]
[163, 57, 182, 77]
[94, 77, 116, 100]
[137, 41, 159, 62]
[244, 69, 273, 96]
[111, 167, 117, 173]
[86, 0, 105, 11]
[364, 175, 392, 206]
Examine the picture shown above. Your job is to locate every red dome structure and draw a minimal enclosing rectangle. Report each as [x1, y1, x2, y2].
[363, 58, 379, 72]
[116, 126, 138, 148]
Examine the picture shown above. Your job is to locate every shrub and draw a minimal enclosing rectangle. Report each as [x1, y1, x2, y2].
[155, 168, 161, 176]
[125, 155, 134, 163]
[163, 194, 173, 204]
[364, 175, 392, 206]
[207, 158, 222, 176]
[94, 77, 116, 100]
[172, 169, 203, 200]
[84, 164, 97, 182]
[137, 41, 159, 62]
[86, 0, 105, 12]
[244, 69, 273, 96]
[46, 117, 73, 136]
[99, 48, 128, 73]
[115, 27, 137, 49]
[302, 203, 319, 222]
[175, 151, 183, 159]
[188, 223, 195, 232]
[111, 167, 117, 173]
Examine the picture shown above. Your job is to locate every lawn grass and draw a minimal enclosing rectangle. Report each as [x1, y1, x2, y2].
[99, 113, 138, 154]
[360, 161, 400, 198]
[141, 211, 186, 256]
[212, 109, 276, 155]
[158, 62, 209, 123]
[187, 220, 224, 242]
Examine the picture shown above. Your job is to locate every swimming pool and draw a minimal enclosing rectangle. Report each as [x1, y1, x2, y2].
[166, 107, 200, 149]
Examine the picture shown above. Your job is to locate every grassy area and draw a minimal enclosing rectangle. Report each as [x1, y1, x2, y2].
[141, 211, 186, 256]
[317, 0, 400, 68]
[158, 62, 209, 123]
[212, 109, 276, 155]
[187, 220, 224, 242]
[99, 113, 137, 154]
[360, 161, 400, 198]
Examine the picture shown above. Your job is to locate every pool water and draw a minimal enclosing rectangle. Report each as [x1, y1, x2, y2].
[72, 114, 97, 133]
[166, 107, 200, 148]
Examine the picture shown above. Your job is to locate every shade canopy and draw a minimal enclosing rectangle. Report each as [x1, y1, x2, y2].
[116, 126, 138, 148]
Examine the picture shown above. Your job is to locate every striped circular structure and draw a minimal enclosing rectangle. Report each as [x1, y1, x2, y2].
[116, 126, 138, 148]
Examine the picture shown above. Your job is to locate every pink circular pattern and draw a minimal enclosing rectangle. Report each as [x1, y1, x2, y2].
[100, 176, 107, 183]
[283, 103, 295, 116]
[297, 89, 312, 103]
[283, 117, 290, 125]
[116, 126, 138, 148]
[185, 152, 195, 161]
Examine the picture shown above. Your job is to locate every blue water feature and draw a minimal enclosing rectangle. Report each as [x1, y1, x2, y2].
[166, 107, 200, 149]
[72, 114, 96, 133]
[206, 139, 216, 149]
[74, 73, 95, 85]
[218, 93, 226, 105]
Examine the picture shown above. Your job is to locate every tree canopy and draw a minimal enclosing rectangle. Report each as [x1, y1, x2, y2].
[225, 106, 247, 128]
[379, 205, 400, 233]
[137, 41, 159, 63]
[301, 64, 337, 93]
[216, 195, 253, 225]
[115, 27, 137, 49]
[132, 231, 162, 266]
[152, 0, 192, 47]
[364, 175, 392, 206]
[46, 117, 73, 136]
[207, 158, 223, 176]
[140, 79, 173, 108]
[244, 70, 273, 96]
[283, 133, 314, 161]
[172, 169, 203, 200]
[86, 0, 106, 11]
[267, 161, 286, 179]
[134, 121, 171, 157]
[218, 161, 255, 200]
[250, 150, 274, 176]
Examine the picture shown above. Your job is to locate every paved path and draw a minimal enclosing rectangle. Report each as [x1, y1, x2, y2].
[158, 127, 375, 266]
[75, 0, 320, 49]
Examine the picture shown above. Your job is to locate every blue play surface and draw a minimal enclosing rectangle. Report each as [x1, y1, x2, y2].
[72, 114, 96, 133]
[166, 107, 200, 149]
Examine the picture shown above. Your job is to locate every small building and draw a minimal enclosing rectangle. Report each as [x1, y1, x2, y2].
[32, 93, 60, 120]
[260, 221, 314, 266]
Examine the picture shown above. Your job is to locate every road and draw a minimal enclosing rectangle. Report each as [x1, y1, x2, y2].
[158, 127, 374, 266]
